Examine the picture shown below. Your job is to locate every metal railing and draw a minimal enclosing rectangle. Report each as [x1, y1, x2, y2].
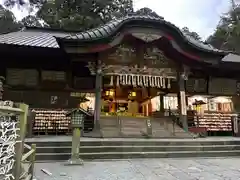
[168, 107, 179, 136]
[117, 115, 152, 138]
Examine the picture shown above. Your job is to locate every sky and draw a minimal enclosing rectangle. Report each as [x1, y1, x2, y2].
[134, 0, 232, 39]
[0, 0, 237, 39]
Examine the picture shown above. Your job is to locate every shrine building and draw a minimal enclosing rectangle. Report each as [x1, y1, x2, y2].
[1, 14, 240, 137]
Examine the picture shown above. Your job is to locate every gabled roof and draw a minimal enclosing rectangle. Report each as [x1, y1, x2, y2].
[0, 27, 73, 48]
[222, 53, 240, 63]
[60, 14, 224, 54]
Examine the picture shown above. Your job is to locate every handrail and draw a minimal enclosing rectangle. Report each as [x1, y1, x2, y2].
[0, 106, 24, 114]
[25, 174, 32, 180]
[168, 108, 199, 138]
[0, 102, 36, 180]
[22, 148, 35, 161]
[20, 144, 36, 180]
[24, 144, 32, 150]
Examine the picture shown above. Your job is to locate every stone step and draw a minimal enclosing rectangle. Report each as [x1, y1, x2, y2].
[101, 130, 120, 137]
[26, 139, 240, 147]
[35, 145, 240, 154]
[34, 150, 240, 161]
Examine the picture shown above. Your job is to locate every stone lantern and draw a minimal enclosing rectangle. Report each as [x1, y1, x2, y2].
[65, 108, 87, 165]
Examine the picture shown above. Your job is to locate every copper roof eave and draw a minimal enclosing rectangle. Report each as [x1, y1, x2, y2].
[56, 15, 227, 56]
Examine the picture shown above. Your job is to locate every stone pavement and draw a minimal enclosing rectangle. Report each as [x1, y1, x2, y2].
[34, 158, 240, 180]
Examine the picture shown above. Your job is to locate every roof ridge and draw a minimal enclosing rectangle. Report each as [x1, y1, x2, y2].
[25, 26, 82, 33]
[57, 14, 226, 54]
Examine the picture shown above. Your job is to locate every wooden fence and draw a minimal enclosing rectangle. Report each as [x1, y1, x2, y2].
[0, 101, 36, 180]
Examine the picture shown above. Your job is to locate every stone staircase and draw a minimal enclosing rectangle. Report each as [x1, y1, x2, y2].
[99, 116, 120, 137]
[155, 117, 193, 138]
[26, 138, 240, 162]
[99, 116, 192, 138]
[120, 117, 146, 137]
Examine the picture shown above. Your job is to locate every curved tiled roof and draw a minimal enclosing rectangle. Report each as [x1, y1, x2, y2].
[61, 14, 224, 54]
[0, 15, 228, 55]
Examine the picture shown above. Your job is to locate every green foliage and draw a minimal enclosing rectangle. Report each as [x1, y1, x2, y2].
[2, 0, 133, 30]
[21, 15, 42, 27]
[0, 5, 22, 34]
[207, 2, 240, 53]
[182, 27, 202, 41]
[32, 0, 133, 31]
[135, 7, 161, 18]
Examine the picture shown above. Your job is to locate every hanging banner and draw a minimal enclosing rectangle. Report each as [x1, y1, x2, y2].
[109, 74, 172, 89]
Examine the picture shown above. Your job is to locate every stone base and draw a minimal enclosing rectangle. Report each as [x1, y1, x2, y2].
[64, 158, 84, 166]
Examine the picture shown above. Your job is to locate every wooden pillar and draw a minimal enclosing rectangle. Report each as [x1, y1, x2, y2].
[232, 95, 240, 112]
[148, 101, 152, 116]
[146, 104, 149, 116]
[94, 60, 102, 126]
[177, 67, 188, 132]
[160, 95, 164, 113]
[0, 76, 4, 100]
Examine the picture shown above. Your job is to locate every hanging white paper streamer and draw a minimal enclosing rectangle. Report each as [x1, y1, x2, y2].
[143, 75, 146, 86]
[124, 75, 127, 85]
[120, 75, 123, 85]
[121, 75, 126, 85]
[143, 76, 148, 87]
[155, 76, 160, 88]
[160, 77, 163, 87]
[132, 75, 137, 87]
[167, 78, 171, 89]
[162, 78, 166, 88]
[127, 75, 132, 85]
[109, 76, 114, 86]
[152, 76, 156, 87]
[146, 76, 149, 87]
[137, 75, 143, 86]
[116, 75, 120, 86]
[149, 76, 153, 87]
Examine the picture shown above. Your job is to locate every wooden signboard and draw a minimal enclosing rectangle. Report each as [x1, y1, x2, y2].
[74, 77, 95, 90]
[186, 78, 207, 93]
[7, 69, 38, 87]
[208, 78, 237, 95]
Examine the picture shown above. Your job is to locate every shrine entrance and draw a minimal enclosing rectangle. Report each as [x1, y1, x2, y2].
[85, 43, 181, 137]
[87, 44, 177, 119]
[56, 14, 210, 137]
